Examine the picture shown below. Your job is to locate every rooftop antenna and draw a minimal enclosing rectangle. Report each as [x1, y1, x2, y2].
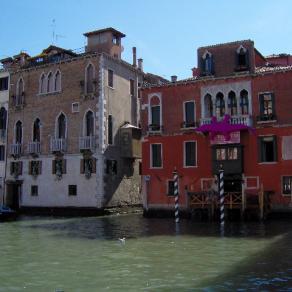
[51, 19, 56, 45]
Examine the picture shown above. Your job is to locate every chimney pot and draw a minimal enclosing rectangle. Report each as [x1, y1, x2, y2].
[138, 58, 143, 71]
[132, 47, 137, 67]
[171, 75, 177, 82]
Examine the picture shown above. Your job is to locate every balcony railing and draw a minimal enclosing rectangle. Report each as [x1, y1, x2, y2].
[12, 93, 25, 107]
[256, 114, 277, 122]
[50, 138, 67, 153]
[10, 143, 22, 156]
[148, 124, 163, 132]
[200, 115, 252, 126]
[180, 121, 198, 129]
[79, 136, 96, 151]
[28, 141, 41, 155]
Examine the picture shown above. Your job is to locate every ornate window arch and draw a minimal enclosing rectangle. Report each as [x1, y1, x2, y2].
[47, 71, 53, 93]
[240, 89, 249, 115]
[228, 91, 237, 116]
[54, 70, 61, 92]
[15, 120, 23, 144]
[202, 51, 213, 75]
[56, 112, 67, 139]
[215, 92, 225, 118]
[33, 118, 41, 142]
[236, 45, 248, 68]
[84, 110, 94, 136]
[16, 77, 24, 97]
[204, 94, 213, 118]
[39, 72, 46, 94]
[85, 63, 95, 94]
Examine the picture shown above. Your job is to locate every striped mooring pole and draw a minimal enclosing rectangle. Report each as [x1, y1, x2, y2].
[219, 168, 225, 233]
[173, 169, 179, 223]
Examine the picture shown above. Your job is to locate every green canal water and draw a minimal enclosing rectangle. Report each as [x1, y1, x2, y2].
[0, 214, 292, 292]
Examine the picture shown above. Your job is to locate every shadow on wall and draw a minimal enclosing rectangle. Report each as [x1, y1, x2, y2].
[102, 126, 142, 208]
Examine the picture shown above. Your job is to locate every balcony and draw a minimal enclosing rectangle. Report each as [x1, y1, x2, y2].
[50, 138, 67, 153]
[10, 143, 22, 157]
[148, 124, 163, 134]
[79, 136, 96, 152]
[28, 142, 41, 155]
[200, 115, 252, 127]
[180, 121, 198, 129]
[256, 114, 277, 123]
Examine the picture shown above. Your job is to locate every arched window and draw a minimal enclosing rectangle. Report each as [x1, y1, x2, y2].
[54, 70, 61, 92]
[86, 64, 94, 94]
[33, 118, 41, 142]
[17, 78, 24, 97]
[47, 72, 53, 93]
[202, 51, 213, 75]
[39, 73, 46, 93]
[204, 94, 213, 118]
[240, 90, 249, 115]
[0, 107, 7, 130]
[15, 121, 22, 144]
[216, 92, 225, 118]
[85, 111, 94, 136]
[57, 113, 66, 139]
[237, 46, 248, 68]
[228, 91, 237, 116]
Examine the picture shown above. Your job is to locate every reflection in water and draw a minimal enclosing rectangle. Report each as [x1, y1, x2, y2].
[0, 215, 292, 291]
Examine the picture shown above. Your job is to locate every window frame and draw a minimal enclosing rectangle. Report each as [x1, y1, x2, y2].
[150, 143, 163, 169]
[282, 176, 292, 196]
[31, 185, 38, 196]
[0, 77, 8, 91]
[183, 140, 197, 168]
[258, 135, 278, 163]
[183, 100, 196, 128]
[107, 69, 114, 88]
[68, 185, 77, 196]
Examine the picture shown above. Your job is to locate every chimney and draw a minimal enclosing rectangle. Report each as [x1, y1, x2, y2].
[138, 58, 143, 71]
[171, 75, 177, 82]
[132, 47, 137, 67]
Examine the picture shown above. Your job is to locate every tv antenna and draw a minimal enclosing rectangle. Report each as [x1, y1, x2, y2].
[51, 19, 66, 45]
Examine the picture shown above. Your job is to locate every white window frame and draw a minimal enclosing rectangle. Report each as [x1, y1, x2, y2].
[148, 93, 162, 127]
[183, 140, 197, 168]
[150, 143, 163, 169]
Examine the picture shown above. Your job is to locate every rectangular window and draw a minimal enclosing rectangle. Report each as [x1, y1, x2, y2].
[151, 144, 162, 168]
[31, 185, 38, 196]
[29, 161, 42, 175]
[282, 176, 292, 195]
[10, 161, 22, 176]
[216, 148, 226, 160]
[80, 158, 96, 174]
[52, 159, 66, 174]
[184, 141, 196, 167]
[227, 147, 238, 160]
[258, 136, 277, 162]
[150, 105, 160, 131]
[0, 145, 5, 161]
[259, 93, 276, 120]
[108, 115, 113, 145]
[106, 159, 117, 175]
[0, 77, 8, 91]
[68, 185, 77, 196]
[130, 79, 135, 96]
[184, 101, 195, 127]
[108, 69, 114, 88]
[168, 180, 175, 196]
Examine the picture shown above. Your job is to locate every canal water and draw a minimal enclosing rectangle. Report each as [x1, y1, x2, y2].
[0, 214, 292, 292]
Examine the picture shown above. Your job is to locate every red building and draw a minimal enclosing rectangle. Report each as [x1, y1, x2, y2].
[141, 40, 292, 218]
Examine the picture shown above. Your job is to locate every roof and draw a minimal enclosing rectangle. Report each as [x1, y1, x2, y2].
[83, 27, 126, 38]
[198, 39, 254, 50]
[255, 65, 292, 74]
[42, 45, 77, 57]
[266, 53, 290, 58]
[0, 57, 13, 63]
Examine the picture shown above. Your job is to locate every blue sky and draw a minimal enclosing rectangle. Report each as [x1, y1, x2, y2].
[1, 0, 292, 79]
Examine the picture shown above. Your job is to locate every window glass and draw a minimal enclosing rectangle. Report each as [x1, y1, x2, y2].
[151, 144, 162, 168]
[185, 141, 196, 166]
[283, 176, 292, 195]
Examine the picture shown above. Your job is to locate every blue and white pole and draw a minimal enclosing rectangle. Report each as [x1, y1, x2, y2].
[173, 169, 179, 223]
[219, 168, 225, 233]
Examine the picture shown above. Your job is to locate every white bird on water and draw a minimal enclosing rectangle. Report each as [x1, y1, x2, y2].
[118, 237, 126, 244]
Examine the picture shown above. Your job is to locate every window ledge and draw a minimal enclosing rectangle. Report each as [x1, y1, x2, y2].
[180, 127, 197, 131]
[282, 193, 292, 197]
[258, 162, 278, 165]
[257, 120, 277, 124]
[107, 86, 115, 90]
[150, 167, 163, 169]
[38, 90, 62, 97]
[183, 165, 198, 168]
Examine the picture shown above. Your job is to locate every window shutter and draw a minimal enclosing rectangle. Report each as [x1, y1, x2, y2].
[10, 162, 14, 175]
[259, 94, 264, 115]
[257, 137, 263, 162]
[18, 161, 23, 175]
[28, 161, 32, 175]
[62, 159, 67, 174]
[92, 158, 96, 173]
[273, 135, 278, 161]
[39, 161, 42, 175]
[52, 160, 56, 174]
[80, 159, 84, 174]
[271, 93, 276, 116]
